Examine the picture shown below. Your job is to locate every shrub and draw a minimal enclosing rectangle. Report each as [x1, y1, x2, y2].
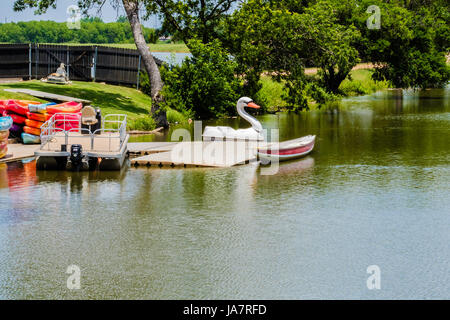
[166, 108, 190, 124]
[160, 39, 242, 119]
[129, 115, 156, 131]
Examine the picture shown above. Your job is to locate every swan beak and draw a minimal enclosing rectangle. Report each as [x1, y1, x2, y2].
[247, 102, 260, 109]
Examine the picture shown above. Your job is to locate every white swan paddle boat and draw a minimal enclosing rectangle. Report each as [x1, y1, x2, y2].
[202, 97, 316, 162]
[202, 97, 264, 141]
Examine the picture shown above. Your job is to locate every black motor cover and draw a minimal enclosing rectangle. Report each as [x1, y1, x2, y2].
[70, 144, 84, 167]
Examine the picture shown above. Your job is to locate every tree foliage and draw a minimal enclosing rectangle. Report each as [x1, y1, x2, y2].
[160, 39, 242, 119]
[0, 19, 157, 44]
[144, 0, 238, 45]
[356, 0, 450, 88]
[221, 0, 449, 111]
[222, 0, 360, 111]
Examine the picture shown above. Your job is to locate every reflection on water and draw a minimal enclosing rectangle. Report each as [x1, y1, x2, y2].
[0, 88, 449, 299]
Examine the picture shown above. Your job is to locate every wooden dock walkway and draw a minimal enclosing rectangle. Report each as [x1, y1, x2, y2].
[1, 141, 258, 168]
[0, 144, 39, 163]
[127, 142, 179, 156]
[3, 89, 91, 104]
[130, 141, 258, 168]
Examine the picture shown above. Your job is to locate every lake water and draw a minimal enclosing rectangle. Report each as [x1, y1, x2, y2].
[152, 52, 192, 66]
[0, 88, 449, 299]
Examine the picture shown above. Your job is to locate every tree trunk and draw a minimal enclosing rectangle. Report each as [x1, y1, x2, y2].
[122, 0, 168, 127]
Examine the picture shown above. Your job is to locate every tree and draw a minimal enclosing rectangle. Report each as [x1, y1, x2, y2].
[160, 39, 242, 119]
[345, 0, 450, 88]
[313, 0, 450, 88]
[223, 0, 360, 110]
[144, 0, 238, 44]
[13, 0, 168, 127]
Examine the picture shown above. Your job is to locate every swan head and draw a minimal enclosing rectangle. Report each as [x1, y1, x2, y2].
[236, 97, 263, 133]
[237, 97, 260, 111]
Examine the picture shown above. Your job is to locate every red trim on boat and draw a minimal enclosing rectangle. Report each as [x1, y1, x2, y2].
[258, 141, 314, 155]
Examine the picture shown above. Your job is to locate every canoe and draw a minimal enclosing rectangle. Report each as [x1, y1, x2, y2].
[6, 100, 40, 116]
[0, 116, 13, 131]
[21, 132, 41, 144]
[25, 118, 44, 129]
[257, 135, 316, 163]
[27, 111, 47, 122]
[28, 102, 56, 114]
[8, 113, 27, 125]
[23, 125, 41, 136]
[46, 101, 82, 114]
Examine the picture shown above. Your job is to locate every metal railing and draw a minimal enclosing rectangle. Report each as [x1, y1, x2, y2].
[39, 113, 127, 153]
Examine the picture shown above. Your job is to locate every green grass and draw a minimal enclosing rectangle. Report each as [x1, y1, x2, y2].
[0, 80, 155, 130]
[339, 69, 391, 96]
[166, 108, 190, 124]
[258, 75, 287, 111]
[259, 69, 391, 112]
[0, 89, 47, 103]
[57, 41, 190, 53]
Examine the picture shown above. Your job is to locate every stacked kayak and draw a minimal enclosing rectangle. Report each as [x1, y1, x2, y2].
[0, 116, 13, 158]
[22, 102, 56, 143]
[0, 99, 84, 145]
[2, 100, 40, 139]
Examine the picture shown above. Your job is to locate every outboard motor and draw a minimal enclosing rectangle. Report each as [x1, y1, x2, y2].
[67, 144, 88, 171]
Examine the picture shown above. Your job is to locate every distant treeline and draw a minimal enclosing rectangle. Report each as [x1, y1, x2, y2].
[0, 17, 158, 44]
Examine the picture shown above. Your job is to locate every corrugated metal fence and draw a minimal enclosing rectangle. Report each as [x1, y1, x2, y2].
[0, 43, 164, 88]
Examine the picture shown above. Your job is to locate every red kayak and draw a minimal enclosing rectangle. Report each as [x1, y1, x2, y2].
[0, 100, 7, 115]
[46, 112, 81, 131]
[6, 100, 40, 116]
[23, 125, 41, 136]
[27, 111, 47, 122]
[46, 101, 82, 114]
[25, 118, 44, 129]
[9, 113, 27, 125]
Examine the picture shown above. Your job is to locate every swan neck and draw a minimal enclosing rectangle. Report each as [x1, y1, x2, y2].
[237, 104, 262, 132]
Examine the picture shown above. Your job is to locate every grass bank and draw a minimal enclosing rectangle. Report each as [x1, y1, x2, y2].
[259, 68, 391, 112]
[0, 68, 389, 130]
[0, 80, 158, 130]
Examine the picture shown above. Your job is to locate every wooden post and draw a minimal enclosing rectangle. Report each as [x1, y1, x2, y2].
[93, 46, 98, 82]
[137, 55, 141, 90]
[35, 44, 39, 79]
[28, 44, 32, 79]
[67, 47, 70, 79]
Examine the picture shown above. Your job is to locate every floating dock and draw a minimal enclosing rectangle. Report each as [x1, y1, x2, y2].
[130, 141, 258, 168]
[0, 144, 39, 163]
[127, 142, 179, 156]
[2, 139, 259, 169]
